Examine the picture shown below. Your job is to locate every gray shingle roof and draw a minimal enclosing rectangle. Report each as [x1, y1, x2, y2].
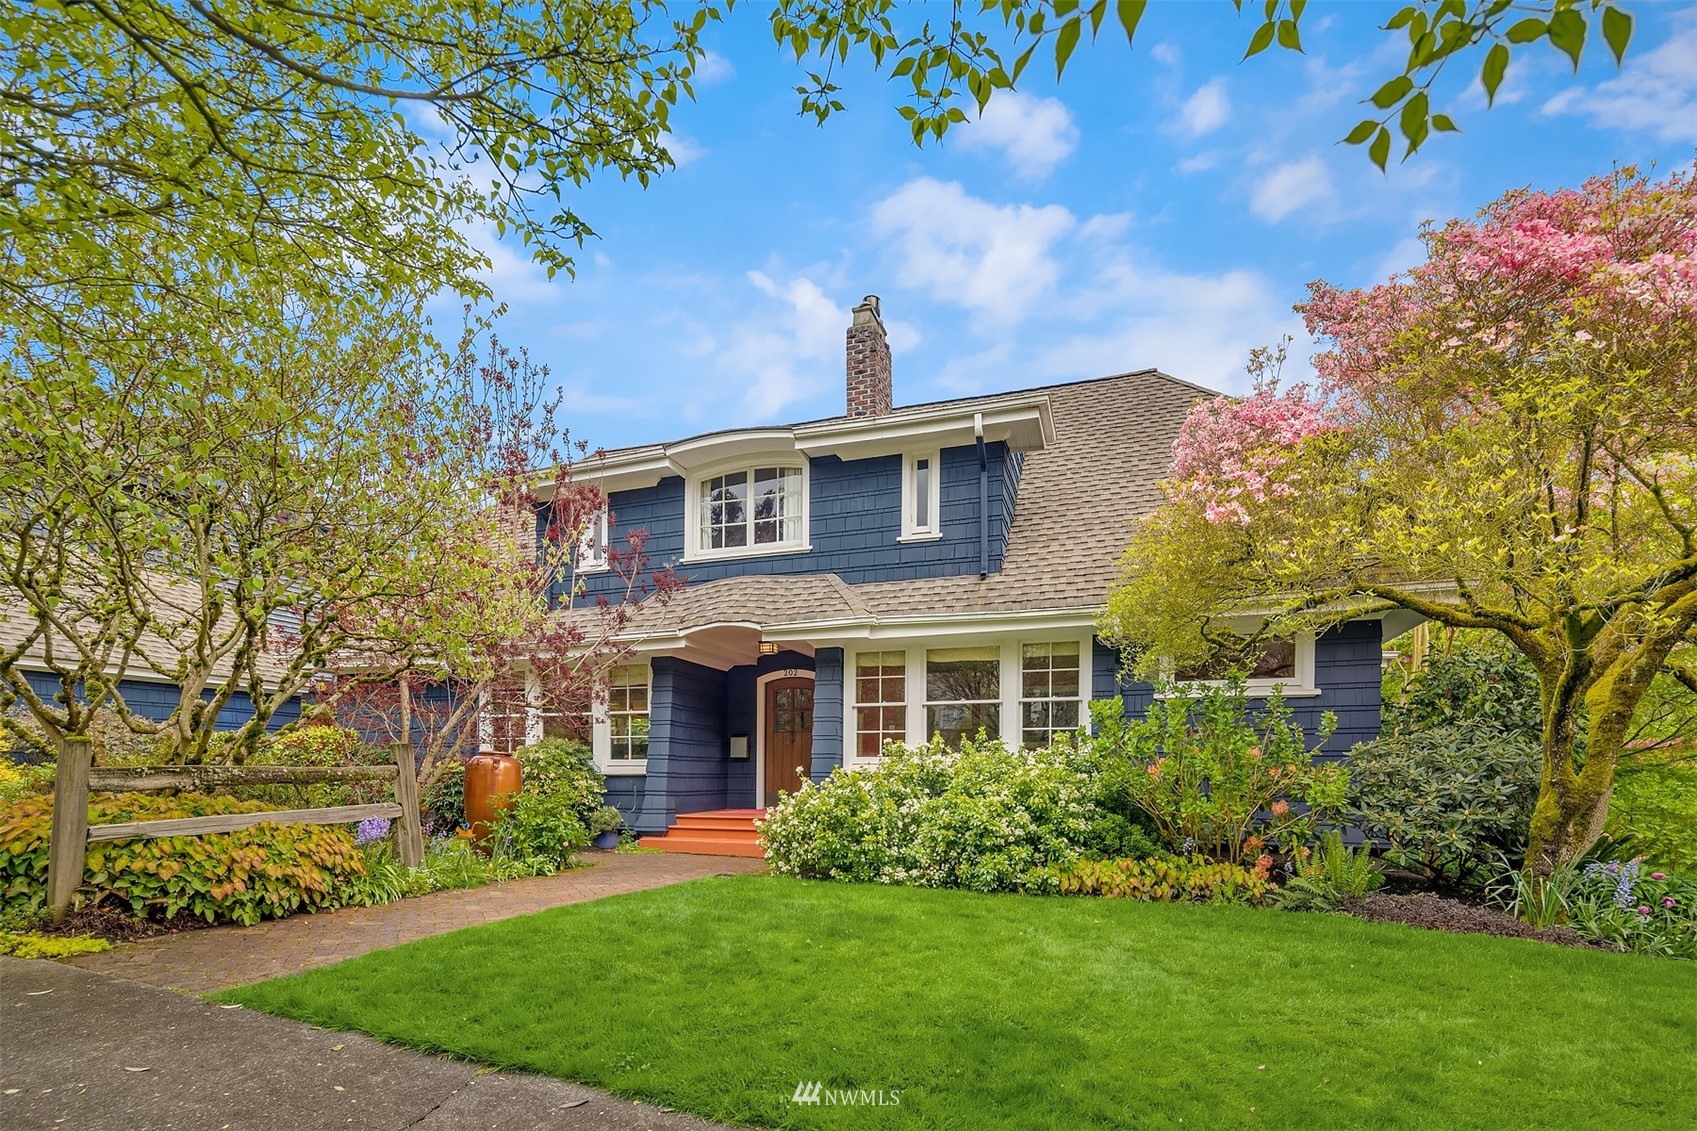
[599, 368, 1214, 634]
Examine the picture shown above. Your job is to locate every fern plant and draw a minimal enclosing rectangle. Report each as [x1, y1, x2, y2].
[1273, 831, 1384, 911]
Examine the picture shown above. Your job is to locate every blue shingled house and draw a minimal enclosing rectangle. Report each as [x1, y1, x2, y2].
[541, 297, 1409, 854]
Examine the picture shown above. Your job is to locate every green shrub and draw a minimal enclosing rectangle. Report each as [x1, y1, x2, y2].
[0, 931, 112, 959]
[1606, 748, 1697, 874]
[1091, 679, 1345, 865]
[1353, 642, 1544, 885]
[1349, 729, 1540, 886]
[759, 734, 1118, 892]
[0, 792, 371, 926]
[246, 723, 384, 809]
[1047, 855, 1272, 904]
[1272, 831, 1383, 912]
[514, 737, 603, 824]
[1383, 640, 1543, 735]
[489, 790, 588, 870]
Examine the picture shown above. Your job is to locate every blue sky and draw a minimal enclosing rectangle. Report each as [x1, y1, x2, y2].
[433, 2, 1697, 452]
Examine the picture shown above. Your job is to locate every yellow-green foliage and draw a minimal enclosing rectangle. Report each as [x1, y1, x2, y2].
[0, 793, 369, 926]
[0, 760, 55, 808]
[0, 931, 111, 959]
[1049, 856, 1271, 904]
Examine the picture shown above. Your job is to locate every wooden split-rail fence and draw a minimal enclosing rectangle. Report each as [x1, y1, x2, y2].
[46, 737, 424, 923]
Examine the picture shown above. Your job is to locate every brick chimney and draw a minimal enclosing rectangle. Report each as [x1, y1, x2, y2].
[845, 294, 892, 418]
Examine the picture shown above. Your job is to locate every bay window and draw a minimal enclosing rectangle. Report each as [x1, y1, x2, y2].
[693, 463, 807, 557]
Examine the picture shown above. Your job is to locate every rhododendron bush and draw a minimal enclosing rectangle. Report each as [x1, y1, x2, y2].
[1103, 164, 1697, 873]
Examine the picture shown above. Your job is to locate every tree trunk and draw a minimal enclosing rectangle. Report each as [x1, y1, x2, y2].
[1525, 684, 1623, 875]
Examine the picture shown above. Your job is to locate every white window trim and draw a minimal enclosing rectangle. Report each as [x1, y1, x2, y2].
[898, 449, 942, 542]
[844, 634, 1095, 762]
[575, 508, 610, 574]
[592, 662, 651, 775]
[1157, 631, 1321, 699]
[682, 457, 812, 563]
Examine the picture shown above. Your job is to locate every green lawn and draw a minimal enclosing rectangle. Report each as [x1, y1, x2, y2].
[222, 875, 1697, 1130]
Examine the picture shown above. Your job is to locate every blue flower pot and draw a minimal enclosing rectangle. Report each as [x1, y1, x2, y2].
[594, 830, 621, 850]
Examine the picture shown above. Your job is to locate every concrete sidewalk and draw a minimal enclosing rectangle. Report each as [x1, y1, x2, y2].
[0, 957, 740, 1131]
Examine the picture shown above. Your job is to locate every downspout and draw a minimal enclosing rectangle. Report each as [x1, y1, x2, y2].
[975, 412, 988, 579]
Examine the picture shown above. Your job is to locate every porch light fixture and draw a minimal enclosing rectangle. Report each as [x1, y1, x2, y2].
[758, 641, 780, 657]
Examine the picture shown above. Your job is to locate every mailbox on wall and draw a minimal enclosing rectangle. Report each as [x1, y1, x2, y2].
[729, 735, 750, 760]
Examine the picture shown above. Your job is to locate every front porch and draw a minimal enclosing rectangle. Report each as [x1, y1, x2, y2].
[637, 808, 766, 858]
[603, 638, 841, 836]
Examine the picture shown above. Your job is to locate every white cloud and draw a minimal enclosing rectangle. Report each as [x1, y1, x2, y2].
[865, 181, 1305, 398]
[694, 50, 736, 85]
[1372, 236, 1427, 284]
[1542, 13, 1697, 143]
[871, 178, 1076, 324]
[1079, 212, 1133, 241]
[707, 272, 847, 420]
[955, 92, 1080, 179]
[1250, 155, 1335, 223]
[1150, 42, 1181, 66]
[663, 133, 708, 168]
[1176, 79, 1231, 138]
[1176, 152, 1222, 175]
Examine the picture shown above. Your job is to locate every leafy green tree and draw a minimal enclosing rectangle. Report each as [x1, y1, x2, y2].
[775, 0, 1639, 167]
[1101, 165, 1697, 873]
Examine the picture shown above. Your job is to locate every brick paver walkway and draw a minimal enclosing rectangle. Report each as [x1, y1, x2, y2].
[69, 851, 764, 995]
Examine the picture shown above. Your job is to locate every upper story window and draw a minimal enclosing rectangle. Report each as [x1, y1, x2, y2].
[900, 451, 941, 541]
[575, 508, 608, 571]
[688, 462, 809, 560]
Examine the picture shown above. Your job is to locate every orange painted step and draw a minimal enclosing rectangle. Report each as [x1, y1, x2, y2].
[671, 816, 765, 834]
[637, 834, 765, 858]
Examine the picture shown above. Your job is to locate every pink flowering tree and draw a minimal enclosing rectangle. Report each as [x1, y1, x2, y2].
[311, 328, 679, 793]
[1102, 164, 1697, 872]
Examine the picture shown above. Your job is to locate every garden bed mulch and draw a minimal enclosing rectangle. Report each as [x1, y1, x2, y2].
[1338, 892, 1592, 948]
[35, 905, 213, 944]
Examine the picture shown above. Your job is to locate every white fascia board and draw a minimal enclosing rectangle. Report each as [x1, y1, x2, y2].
[793, 398, 1053, 461]
[762, 606, 1100, 645]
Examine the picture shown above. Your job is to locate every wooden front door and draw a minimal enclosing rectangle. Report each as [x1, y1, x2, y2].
[763, 678, 814, 807]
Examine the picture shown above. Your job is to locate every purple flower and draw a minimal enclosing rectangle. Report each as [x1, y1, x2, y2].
[1651, 872, 1667, 881]
[1612, 860, 1641, 909]
[354, 816, 392, 846]
[1665, 897, 1677, 908]
[1637, 905, 1651, 916]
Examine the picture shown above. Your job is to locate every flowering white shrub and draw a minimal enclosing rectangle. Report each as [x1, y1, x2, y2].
[757, 733, 1119, 893]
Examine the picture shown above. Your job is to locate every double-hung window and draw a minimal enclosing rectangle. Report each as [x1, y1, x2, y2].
[595, 663, 650, 770]
[1020, 642, 1082, 746]
[696, 465, 805, 555]
[851, 651, 906, 760]
[924, 646, 1001, 744]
